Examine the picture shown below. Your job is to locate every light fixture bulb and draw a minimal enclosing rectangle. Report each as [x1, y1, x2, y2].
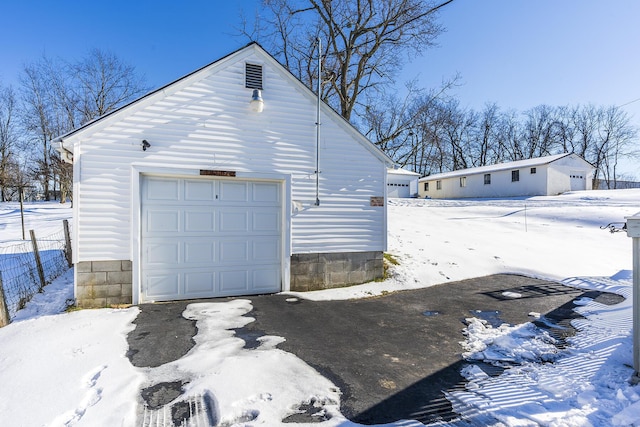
[250, 89, 264, 113]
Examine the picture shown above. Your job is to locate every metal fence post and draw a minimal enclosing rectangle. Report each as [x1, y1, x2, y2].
[29, 229, 46, 291]
[63, 219, 72, 268]
[626, 212, 640, 381]
[0, 272, 10, 327]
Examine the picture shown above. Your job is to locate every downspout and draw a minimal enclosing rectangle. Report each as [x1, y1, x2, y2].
[314, 37, 321, 206]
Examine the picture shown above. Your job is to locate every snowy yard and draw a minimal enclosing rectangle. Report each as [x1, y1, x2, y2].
[0, 190, 639, 426]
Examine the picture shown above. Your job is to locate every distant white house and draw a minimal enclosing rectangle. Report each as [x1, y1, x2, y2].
[387, 167, 420, 198]
[418, 153, 595, 199]
[53, 43, 393, 308]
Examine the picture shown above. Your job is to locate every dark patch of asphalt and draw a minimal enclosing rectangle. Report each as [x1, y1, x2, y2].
[127, 301, 196, 368]
[126, 274, 623, 425]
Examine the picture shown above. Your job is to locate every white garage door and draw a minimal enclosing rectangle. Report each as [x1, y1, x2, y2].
[141, 176, 282, 302]
[569, 171, 587, 191]
[387, 182, 410, 198]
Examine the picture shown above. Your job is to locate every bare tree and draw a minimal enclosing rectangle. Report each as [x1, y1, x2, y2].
[251, 0, 454, 121]
[571, 104, 599, 160]
[20, 58, 58, 200]
[554, 105, 578, 154]
[18, 50, 148, 201]
[471, 103, 501, 166]
[521, 104, 559, 159]
[441, 100, 475, 170]
[593, 106, 637, 189]
[0, 84, 19, 201]
[72, 48, 148, 124]
[490, 109, 520, 162]
[363, 76, 458, 157]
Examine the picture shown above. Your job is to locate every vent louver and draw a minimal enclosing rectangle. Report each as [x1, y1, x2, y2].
[245, 63, 263, 89]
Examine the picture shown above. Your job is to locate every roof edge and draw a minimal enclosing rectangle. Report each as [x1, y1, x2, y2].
[54, 42, 261, 144]
[418, 153, 594, 181]
[54, 42, 394, 167]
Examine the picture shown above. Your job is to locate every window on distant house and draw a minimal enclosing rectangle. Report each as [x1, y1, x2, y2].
[460, 176, 466, 187]
[512, 170, 520, 182]
[531, 167, 537, 174]
[484, 174, 491, 185]
[436, 180, 442, 190]
[424, 182, 429, 191]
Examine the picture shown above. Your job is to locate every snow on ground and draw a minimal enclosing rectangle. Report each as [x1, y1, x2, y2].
[442, 273, 638, 427]
[0, 201, 72, 247]
[0, 190, 639, 426]
[290, 189, 638, 301]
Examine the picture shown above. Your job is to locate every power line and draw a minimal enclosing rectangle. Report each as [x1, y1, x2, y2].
[618, 97, 640, 108]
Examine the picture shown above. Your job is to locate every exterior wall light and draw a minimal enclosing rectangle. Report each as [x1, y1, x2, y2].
[142, 139, 151, 151]
[250, 89, 264, 113]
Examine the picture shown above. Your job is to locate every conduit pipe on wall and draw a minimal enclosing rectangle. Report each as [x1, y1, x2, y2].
[314, 37, 321, 206]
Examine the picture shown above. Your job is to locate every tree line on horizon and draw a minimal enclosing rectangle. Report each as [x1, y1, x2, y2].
[1, 0, 637, 202]
[366, 93, 637, 188]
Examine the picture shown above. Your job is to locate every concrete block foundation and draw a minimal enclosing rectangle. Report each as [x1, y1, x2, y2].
[76, 260, 133, 308]
[290, 251, 384, 292]
[74, 251, 384, 306]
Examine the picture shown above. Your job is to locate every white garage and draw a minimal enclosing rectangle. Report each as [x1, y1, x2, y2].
[141, 175, 282, 301]
[55, 43, 392, 308]
[387, 167, 420, 198]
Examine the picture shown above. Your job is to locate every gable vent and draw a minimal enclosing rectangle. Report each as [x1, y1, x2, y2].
[245, 63, 263, 89]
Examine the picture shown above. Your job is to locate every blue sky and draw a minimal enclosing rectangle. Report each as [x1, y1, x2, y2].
[404, 1, 640, 115]
[1, 0, 639, 176]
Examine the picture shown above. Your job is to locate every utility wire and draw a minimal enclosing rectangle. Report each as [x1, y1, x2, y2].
[618, 97, 640, 108]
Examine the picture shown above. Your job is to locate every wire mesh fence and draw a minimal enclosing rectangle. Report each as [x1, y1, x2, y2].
[0, 223, 72, 321]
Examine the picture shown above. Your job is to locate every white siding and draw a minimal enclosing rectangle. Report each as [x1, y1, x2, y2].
[420, 167, 549, 199]
[419, 154, 595, 199]
[73, 47, 386, 262]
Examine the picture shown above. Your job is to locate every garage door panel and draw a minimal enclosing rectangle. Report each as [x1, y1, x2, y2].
[219, 210, 249, 232]
[253, 269, 280, 291]
[252, 239, 281, 262]
[219, 181, 248, 202]
[146, 273, 180, 298]
[253, 182, 279, 202]
[184, 179, 215, 201]
[219, 240, 249, 262]
[184, 241, 216, 264]
[146, 177, 180, 200]
[253, 182, 279, 203]
[253, 211, 280, 232]
[146, 241, 180, 265]
[219, 270, 249, 294]
[184, 272, 215, 294]
[147, 210, 180, 233]
[184, 211, 215, 232]
[142, 175, 282, 302]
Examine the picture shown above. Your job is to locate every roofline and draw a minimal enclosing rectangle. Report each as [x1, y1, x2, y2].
[54, 42, 394, 166]
[251, 45, 393, 166]
[387, 167, 420, 177]
[54, 42, 260, 143]
[418, 153, 594, 182]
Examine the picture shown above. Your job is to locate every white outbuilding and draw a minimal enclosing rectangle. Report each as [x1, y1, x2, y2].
[387, 167, 420, 198]
[418, 153, 595, 199]
[55, 43, 393, 307]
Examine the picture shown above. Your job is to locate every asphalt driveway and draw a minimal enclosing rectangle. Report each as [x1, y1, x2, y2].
[127, 274, 621, 425]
